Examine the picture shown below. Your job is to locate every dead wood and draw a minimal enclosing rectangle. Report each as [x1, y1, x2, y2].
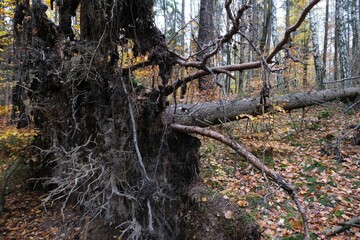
[324, 217, 360, 236]
[171, 123, 311, 240]
[167, 86, 360, 127]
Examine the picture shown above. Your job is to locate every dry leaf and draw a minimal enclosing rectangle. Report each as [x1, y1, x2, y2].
[224, 210, 233, 219]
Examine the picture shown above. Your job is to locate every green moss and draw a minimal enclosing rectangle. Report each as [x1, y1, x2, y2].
[317, 110, 332, 119]
[224, 219, 236, 235]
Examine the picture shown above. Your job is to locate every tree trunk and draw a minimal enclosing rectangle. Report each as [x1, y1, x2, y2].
[283, 0, 291, 92]
[309, 9, 325, 90]
[271, 0, 283, 90]
[323, 0, 329, 77]
[259, 0, 272, 53]
[302, 36, 310, 88]
[12, 1, 259, 239]
[168, 87, 360, 127]
[351, 0, 360, 76]
[197, 0, 214, 90]
[334, 1, 339, 81]
[336, 0, 351, 85]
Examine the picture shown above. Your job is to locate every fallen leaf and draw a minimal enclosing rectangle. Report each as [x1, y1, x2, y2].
[224, 210, 233, 219]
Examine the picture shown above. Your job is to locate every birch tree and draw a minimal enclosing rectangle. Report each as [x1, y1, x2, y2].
[336, 0, 351, 86]
[309, 8, 325, 89]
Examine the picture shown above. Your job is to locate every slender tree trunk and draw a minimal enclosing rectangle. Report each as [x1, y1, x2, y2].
[283, 0, 291, 92]
[238, 34, 245, 96]
[336, 0, 351, 86]
[181, 0, 185, 54]
[259, 0, 272, 53]
[225, 15, 231, 95]
[323, 0, 329, 78]
[351, 0, 360, 76]
[271, 0, 282, 89]
[309, 9, 325, 89]
[197, 0, 214, 90]
[180, 0, 185, 97]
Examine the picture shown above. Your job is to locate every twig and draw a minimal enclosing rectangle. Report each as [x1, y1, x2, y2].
[171, 124, 310, 240]
[324, 76, 360, 84]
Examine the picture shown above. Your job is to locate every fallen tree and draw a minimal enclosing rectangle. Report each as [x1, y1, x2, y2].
[167, 86, 360, 127]
[10, 1, 261, 239]
[9, 0, 336, 239]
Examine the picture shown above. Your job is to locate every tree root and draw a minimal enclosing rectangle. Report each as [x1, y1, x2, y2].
[171, 123, 310, 240]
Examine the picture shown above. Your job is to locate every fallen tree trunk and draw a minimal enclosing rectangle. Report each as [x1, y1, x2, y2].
[167, 86, 360, 127]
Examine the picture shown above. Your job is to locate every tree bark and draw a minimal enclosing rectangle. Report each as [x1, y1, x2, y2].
[197, 0, 214, 90]
[259, 0, 272, 53]
[336, 0, 351, 85]
[322, 0, 329, 77]
[167, 86, 360, 127]
[309, 9, 325, 90]
[351, 0, 360, 76]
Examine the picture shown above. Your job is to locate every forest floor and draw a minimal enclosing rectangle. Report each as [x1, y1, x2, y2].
[199, 102, 360, 239]
[0, 102, 359, 239]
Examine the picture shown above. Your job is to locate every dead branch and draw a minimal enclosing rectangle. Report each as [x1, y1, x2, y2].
[168, 86, 360, 127]
[324, 217, 360, 236]
[171, 123, 310, 240]
[167, 0, 321, 96]
[266, 0, 321, 61]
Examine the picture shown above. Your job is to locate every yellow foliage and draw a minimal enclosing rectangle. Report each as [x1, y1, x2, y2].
[272, 105, 286, 114]
[0, 126, 39, 158]
[0, 106, 11, 116]
[0, 127, 39, 141]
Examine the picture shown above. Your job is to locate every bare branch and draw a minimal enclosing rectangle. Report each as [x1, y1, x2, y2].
[267, 0, 321, 61]
[170, 0, 321, 95]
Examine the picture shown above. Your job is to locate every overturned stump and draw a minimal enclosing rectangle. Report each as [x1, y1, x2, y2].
[11, 2, 260, 239]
